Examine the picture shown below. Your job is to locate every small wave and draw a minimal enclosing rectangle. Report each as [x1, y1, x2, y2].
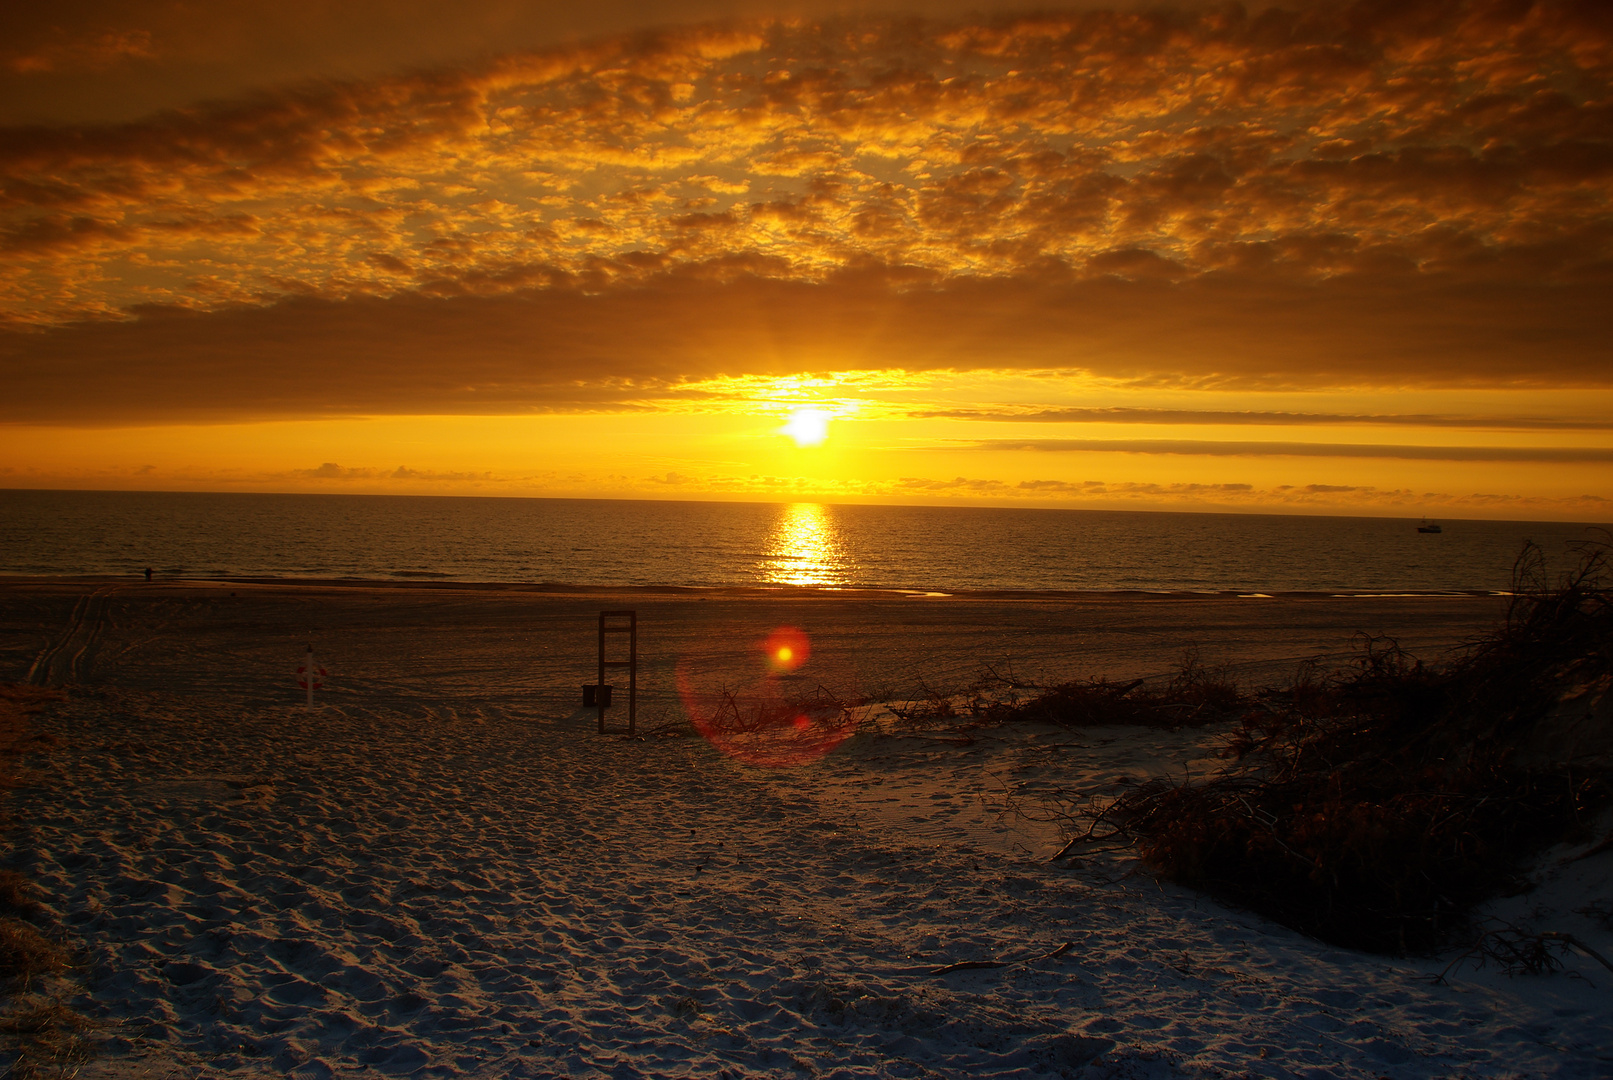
[1332, 592, 1479, 598]
[390, 570, 453, 579]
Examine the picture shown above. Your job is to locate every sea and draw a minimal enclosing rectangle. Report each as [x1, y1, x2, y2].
[0, 489, 1605, 595]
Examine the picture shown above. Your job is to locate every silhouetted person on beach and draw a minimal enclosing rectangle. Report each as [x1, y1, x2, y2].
[144, 567, 152, 582]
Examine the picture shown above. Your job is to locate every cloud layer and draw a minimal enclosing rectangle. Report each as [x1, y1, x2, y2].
[1, 1, 1610, 424]
[965, 438, 1613, 461]
[917, 406, 1613, 429]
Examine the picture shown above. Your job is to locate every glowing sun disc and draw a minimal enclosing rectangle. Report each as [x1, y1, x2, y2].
[782, 408, 830, 446]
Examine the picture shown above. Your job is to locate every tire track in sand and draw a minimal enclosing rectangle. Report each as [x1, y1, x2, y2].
[27, 584, 120, 687]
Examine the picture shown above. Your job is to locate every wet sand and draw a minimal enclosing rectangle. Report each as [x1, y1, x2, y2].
[0, 577, 1511, 714]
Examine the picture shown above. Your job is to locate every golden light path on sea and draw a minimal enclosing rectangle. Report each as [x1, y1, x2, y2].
[760, 502, 853, 587]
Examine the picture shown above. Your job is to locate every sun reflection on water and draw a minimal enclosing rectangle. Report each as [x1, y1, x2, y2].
[759, 503, 855, 587]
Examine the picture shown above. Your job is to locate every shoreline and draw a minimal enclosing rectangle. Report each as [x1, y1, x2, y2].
[0, 573, 1515, 601]
[2, 578, 1513, 707]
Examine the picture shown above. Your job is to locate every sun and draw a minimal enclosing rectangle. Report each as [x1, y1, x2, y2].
[781, 408, 830, 447]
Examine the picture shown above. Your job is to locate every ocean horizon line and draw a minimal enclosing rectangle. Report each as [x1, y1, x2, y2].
[1, 485, 1604, 529]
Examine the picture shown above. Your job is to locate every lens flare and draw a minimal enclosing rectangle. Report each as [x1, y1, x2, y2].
[764, 626, 809, 673]
[674, 625, 856, 768]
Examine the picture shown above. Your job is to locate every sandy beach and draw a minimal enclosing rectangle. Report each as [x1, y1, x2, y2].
[2, 579, 1608, 1078]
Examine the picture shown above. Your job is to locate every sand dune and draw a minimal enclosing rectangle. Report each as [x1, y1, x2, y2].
[2, 580, 1608, 1078]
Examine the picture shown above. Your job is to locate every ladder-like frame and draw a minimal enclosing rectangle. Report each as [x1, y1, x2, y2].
[597, 610, 637, 735]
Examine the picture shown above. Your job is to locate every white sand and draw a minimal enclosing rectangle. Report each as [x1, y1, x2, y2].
[4, 581, 1610, 1078]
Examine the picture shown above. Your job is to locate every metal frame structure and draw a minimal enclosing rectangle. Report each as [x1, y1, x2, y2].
[596, 610, 637, 735]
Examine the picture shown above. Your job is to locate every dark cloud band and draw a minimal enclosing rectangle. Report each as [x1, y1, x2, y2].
[966, 438, 1613, 462]
[917, 407, 1613, 431]
[2, 265, 1610, 424]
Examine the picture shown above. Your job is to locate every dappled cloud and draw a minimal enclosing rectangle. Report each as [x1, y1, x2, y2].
[2, 0, 1611, 423]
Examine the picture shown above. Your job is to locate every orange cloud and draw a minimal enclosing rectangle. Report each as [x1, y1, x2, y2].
[5, 28, 154, 75]
[0, 2, 1609, 422]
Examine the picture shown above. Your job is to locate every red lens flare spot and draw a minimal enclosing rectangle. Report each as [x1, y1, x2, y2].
[674, 625, 855, 769]
[763, 626, 810, 674]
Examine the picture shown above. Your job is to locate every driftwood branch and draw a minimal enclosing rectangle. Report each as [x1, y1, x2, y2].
[928, 959, 1008, 975]
[928, 940, 1075, 976]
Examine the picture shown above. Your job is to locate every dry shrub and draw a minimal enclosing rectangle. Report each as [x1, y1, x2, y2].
[0, 873, 39, 920]
[688, 684, 865, 767]
[1064, 542, 1613, 955]
[887, 680, 968, 730]
[1441, 924, 1569, 978]
[1436, 921, 1613, 983]
[893, 650, 1249, 732]
[0, 1001, 96, 1080]
[696, 684, 860, 737]
[0, 1002, 88, 1037]
[1576, 899, 1613, 928]
[0, 920, 67, 990]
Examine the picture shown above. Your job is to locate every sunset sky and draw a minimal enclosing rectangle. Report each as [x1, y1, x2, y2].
[2, 0, 1609, 520]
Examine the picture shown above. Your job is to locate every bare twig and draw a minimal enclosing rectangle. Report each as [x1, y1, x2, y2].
[928, 959, 1010, 975]
[928, 940, 1076, 975]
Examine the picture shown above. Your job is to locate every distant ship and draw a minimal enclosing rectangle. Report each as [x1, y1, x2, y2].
[1417, 520, 1443, 534]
